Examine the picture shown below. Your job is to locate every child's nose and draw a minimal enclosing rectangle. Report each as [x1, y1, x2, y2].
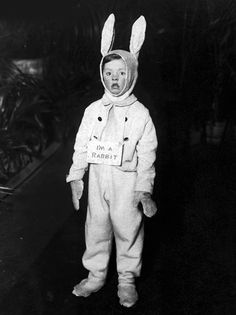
[112, 73, 119, 80]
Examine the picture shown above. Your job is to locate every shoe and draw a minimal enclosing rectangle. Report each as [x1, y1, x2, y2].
[72, 278, 104, 297]
[117, 284, 138, 308]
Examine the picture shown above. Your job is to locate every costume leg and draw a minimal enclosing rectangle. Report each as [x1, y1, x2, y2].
[82, 164, 113, 282]
[73, 165, 113, 297]
[109, 168, 144, 285]
[108, 168, 143, 307]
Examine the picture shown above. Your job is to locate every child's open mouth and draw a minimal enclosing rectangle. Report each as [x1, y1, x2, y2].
[111, 83, 120, 89]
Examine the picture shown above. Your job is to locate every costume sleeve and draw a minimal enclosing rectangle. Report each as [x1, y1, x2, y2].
[135, 113, 157, 194]
[66, 108, 91, 183]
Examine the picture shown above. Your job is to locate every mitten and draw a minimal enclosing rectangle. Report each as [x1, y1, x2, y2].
[70, 180, 84, 211]
[141, 195, 157, 218]
[134, 191, 157, 218]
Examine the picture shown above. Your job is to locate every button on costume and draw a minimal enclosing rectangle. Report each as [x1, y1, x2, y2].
[66, 14, 158, 308]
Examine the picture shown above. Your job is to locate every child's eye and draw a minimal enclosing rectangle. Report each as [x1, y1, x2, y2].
[120, 71, 126, 76]
[105, 71, 111, 76]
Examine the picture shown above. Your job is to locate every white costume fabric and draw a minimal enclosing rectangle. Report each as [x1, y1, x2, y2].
[67, 14, 157, 306]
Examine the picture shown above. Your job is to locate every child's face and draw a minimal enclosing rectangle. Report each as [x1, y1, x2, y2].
[102, 59, 127, 95]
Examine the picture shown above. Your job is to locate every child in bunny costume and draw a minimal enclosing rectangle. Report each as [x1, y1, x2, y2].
[66, 14, 158, 308]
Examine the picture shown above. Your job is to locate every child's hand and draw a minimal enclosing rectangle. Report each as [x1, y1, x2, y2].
[141, 197, 157, 218]
[70, 180, 84, 211]
[134, 191, 157, 218]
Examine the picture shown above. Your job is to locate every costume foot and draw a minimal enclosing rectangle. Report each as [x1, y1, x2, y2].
[72, 278, 104, 297]
[118, 284, 138, 308]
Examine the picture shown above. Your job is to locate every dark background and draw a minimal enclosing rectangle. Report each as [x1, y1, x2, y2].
[0, 0, 236, 314]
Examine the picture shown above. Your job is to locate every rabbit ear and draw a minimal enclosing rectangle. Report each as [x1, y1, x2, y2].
[101, 14, 115, 56]
[129, 15, 146, 59]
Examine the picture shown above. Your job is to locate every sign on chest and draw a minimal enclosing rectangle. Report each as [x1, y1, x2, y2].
[87, 140, 123, 166]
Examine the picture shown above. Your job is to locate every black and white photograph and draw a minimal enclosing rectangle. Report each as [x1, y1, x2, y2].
[0, 0, 236, 314]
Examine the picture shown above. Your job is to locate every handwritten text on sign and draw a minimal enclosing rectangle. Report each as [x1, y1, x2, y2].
[87, 140, 123, 165]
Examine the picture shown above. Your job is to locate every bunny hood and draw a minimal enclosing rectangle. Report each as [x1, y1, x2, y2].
[100, 50, 138, 102]
[100, 14, 146, 103]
